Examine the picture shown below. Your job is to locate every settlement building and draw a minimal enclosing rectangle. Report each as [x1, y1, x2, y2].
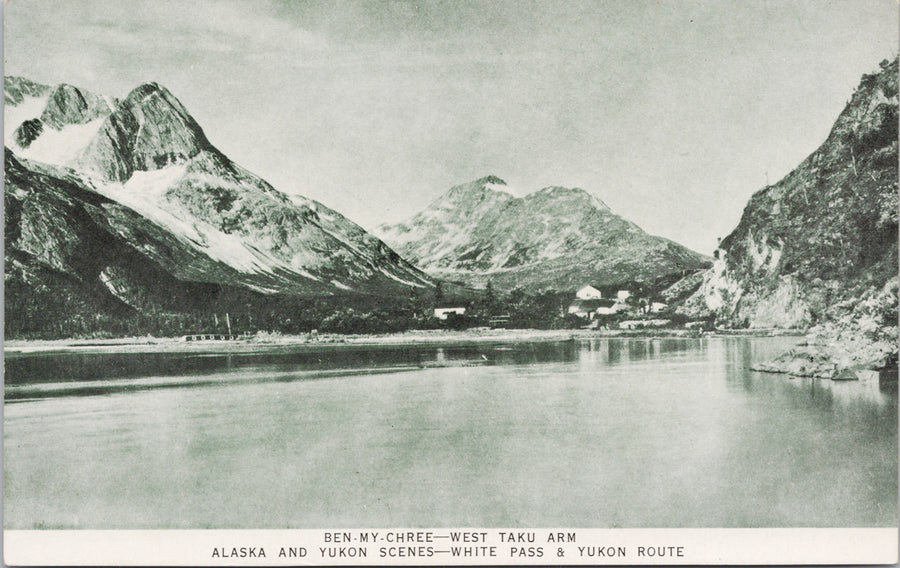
[568, 299, 604, 318]
[568, 298, 620, 319]
[576, 284, 633, 302]
[569, 282, 645, 320]
[594, 299, 619, 316]
[434, 306, 467, 320]
[575, 285, 604, 300]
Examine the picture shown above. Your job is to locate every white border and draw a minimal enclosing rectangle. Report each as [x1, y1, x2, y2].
[4, 528, 898, 566]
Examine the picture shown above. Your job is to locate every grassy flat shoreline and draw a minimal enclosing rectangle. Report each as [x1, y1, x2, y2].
[4, 327, 804, 356]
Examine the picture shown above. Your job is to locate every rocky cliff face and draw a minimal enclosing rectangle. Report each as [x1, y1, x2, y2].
[376, 176, 710, 291]
[5, 150, 242, 324]
[4, 76, 432, 336]
[41, 83, 114, 129]
[676, 57, 898, 372]
[74, 82, 210, 181]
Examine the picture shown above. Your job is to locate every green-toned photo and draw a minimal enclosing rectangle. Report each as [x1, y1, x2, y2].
[3, 0, 897, 564]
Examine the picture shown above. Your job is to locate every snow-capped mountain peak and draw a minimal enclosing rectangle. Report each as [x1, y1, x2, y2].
[4, 79, 118, 167]
[4, 76, 433, 304]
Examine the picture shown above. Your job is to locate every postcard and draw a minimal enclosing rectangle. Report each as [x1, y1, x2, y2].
[3, 0, 898, 565]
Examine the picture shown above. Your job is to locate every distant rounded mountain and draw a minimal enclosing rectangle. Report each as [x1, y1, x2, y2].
[375, 176, 711, 291]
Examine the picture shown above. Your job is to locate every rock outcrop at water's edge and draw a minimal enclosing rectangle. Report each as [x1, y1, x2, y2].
[670, 57, 899, 378]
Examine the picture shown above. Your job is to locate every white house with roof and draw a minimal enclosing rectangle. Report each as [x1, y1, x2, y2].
[570, 284, 639, 319]
[575, 285, 603, 300]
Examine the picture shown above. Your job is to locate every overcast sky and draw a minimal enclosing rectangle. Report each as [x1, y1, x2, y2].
[4, 0, 897, 254]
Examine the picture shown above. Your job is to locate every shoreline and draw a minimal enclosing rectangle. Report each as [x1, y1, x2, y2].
[3, 327, 805, 356]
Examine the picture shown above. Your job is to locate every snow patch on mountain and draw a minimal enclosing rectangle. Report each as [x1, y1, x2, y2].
[4, 94, 49, 141]
[13, 117, 106, 165]
[101, 95, 117, 113]
[380, 267, 426, 288]
[5, 75, 434, 299]
[87, 165, 312, 277]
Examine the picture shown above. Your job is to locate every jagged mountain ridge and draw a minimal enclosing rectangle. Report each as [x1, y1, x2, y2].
[4, 76, 432, 317]
[4, 76, 51, 105]
[74, 81, 213, 181]
[375, 176, 710, 291]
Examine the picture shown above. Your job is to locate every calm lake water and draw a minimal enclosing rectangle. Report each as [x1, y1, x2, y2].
[4, 337, 897, 528]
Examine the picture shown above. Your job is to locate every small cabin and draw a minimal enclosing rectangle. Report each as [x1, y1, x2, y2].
[575, 285, 603, 300]
[434, 306, 467, 320]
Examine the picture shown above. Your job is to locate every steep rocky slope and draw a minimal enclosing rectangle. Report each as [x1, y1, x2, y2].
[677, 57, 898, 373]
[376, 176, 710, 292]
[5, 150, 247, 335]
[4, 77, 432, 336]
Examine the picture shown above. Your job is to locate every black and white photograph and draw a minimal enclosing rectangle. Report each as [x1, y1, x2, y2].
[2, 0, 898, 565]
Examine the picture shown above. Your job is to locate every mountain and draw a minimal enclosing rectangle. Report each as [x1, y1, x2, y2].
[374, 175, 710, 292]
[674, 57, 898, 374]
[4, 77, 432, 336]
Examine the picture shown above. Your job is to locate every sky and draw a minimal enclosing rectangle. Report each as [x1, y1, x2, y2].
[4, 0, 898, 255]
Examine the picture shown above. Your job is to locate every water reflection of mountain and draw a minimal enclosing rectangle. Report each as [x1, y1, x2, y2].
[576, 338, 697, 367]
[5, 345, 447, 384]
[5, 341, 583, 386]
[484, 340, 578, 366]
[7, 338, 895, 413]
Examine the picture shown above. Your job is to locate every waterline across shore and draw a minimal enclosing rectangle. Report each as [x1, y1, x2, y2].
[4, 327, 804, 355]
